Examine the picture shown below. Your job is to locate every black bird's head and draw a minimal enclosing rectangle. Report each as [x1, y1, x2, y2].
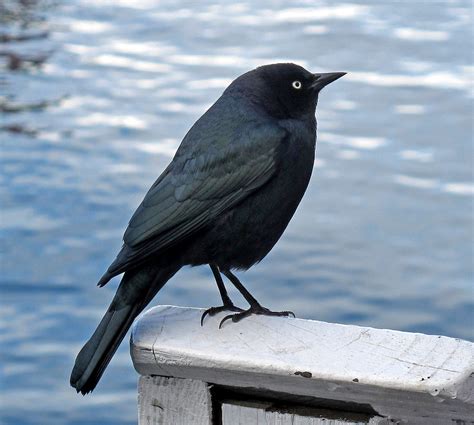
[228, 63, 345, 120]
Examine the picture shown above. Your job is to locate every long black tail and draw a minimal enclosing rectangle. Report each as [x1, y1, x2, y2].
[70, 263, 179, 394]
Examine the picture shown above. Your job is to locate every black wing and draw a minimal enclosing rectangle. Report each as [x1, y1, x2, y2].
[98, 105, 287, 285]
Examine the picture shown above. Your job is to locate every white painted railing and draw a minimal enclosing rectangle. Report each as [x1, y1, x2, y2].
[130, 305, 474, 425]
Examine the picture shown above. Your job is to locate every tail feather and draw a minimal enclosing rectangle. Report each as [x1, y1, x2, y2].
[70, 263, 179, 394]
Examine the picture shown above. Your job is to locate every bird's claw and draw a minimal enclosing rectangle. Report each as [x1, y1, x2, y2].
[200, 304, 244, 326]
[219, 306, 295, 329]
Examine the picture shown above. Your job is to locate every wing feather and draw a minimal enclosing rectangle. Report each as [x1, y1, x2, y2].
[102, 107, 287, 281]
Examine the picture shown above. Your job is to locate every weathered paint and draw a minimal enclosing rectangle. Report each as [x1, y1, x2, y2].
[131, 305, 474, 424]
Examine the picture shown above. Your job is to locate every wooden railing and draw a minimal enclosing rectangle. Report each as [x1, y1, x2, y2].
[130, 305, 473, 424]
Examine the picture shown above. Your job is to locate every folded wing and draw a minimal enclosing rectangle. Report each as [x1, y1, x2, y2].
[98, 121, 287, 286]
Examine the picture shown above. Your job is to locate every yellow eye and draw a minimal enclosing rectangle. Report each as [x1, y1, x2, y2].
[292, 80, 302, 89]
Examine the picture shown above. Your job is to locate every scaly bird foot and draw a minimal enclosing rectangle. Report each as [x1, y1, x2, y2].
[219, 305, 295, 329]
[201, 304, 244, 326]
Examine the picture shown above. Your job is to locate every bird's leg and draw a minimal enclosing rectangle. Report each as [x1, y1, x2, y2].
[218, 270, 295, 328]
[201, 264, 243, 325]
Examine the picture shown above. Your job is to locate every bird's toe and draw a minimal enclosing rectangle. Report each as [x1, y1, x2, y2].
[201, 304, 244, 326]
[218, 305, 296, 328]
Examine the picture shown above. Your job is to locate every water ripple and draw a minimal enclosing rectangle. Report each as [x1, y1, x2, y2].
[1, 1, 472, 424]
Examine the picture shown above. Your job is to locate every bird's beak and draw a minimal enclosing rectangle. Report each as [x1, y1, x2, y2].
[311, 72, 346, 91]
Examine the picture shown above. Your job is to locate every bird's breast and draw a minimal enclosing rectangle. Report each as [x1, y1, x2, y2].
[197, 129, 316, 270]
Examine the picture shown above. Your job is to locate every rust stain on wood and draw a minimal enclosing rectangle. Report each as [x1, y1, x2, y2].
[294, 371, 312, 378]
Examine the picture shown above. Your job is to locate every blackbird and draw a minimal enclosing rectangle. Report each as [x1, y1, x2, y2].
[71, 63, 345, 394]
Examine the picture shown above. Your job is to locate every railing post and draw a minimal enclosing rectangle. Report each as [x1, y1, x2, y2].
[138, 376, 212, 425]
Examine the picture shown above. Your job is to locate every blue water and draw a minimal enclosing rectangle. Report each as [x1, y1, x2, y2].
[1, 1, 473, 423]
